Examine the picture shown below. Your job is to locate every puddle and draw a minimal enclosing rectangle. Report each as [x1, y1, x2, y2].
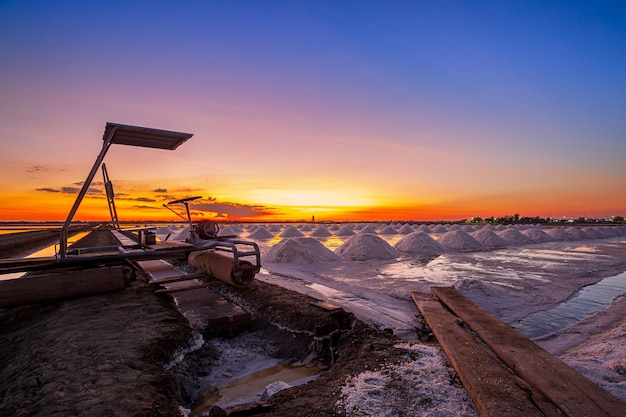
[192, 359, 325, 411]
[513, 271, 626, 338]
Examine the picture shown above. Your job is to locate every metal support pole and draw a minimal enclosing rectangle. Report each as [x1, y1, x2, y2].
[59, 127, 117, 257]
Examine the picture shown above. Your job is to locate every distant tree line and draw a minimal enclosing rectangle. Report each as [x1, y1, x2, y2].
[466, 215, 624, 224]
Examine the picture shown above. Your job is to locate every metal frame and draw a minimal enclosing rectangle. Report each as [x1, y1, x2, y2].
[59, 123, 193, 257]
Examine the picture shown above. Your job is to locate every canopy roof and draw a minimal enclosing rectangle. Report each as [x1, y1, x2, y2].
[103, 122, 193, 150]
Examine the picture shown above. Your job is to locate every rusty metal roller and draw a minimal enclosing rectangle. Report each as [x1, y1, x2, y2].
[188, 250, 255, 287]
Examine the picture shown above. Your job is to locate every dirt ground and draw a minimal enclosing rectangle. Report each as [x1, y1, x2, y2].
[0, 230, 418, 417]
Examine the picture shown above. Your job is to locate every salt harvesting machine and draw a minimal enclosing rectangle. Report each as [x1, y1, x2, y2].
[0, 123, 262, 305]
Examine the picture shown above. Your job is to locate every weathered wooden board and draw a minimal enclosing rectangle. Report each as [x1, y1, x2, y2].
[412, 292, 558, 417]
[0, 266, 128, 308]
[431, 286, 626, 417]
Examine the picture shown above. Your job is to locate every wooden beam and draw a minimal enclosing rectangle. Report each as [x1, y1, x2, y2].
[412, 292, 558, 417]
[0, 266, 128, 308]
[431, 287, 626, 417]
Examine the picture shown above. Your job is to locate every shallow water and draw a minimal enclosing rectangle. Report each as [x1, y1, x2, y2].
[512, 271, 626, 338]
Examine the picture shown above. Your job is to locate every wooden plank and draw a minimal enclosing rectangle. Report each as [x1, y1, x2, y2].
[412, 292, 556, 417]
[431, 287, 626, 417]
[154, 281, 219, 294]
[0, 266, 128, 308]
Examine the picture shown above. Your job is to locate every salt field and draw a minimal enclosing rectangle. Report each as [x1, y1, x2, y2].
[153, 222, 626, 407]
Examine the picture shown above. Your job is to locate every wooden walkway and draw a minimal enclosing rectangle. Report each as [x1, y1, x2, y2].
[412, 287, 626, 417]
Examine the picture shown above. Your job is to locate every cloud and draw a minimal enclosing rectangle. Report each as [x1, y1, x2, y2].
[35, 187, 60, 193]
[61, 186, 102, 194]
[153, 188, 167, 193]
[116, 196, 157, 202]
[132, 205, 161, 210]
[192, 201, 272, 218]
[26, 165, 50, 173]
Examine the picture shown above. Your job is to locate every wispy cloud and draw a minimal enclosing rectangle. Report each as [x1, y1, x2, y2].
[192, 201, 273, 217]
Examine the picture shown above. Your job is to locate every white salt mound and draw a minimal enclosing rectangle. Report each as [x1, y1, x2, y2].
[431, 224, 448, 233]
[358, 225, 378, 234]
[248, 227, 274, 239]
[309, 225, 332, 237]
[268, 224, 283, 232]
[280, 226, 305, 237]
[335, 226, 356, 236]
[394, 232, 447, 255]
[546, 228, 576, 241]
[335, 233, 400, 260]
[398, 224, 415, 234]
[438, 230, 487, 251]
[565, 227, 590, 239]
[583, 227, 605, 239]
[416, 224, 432, 233]
[263, 237, 341, 264]
[378, 225, 398, 235]
[471, 229, 510, 248]
[522, 228, 556, 243]
[218, 226, 238, 236]
[497, 228, 535, 245]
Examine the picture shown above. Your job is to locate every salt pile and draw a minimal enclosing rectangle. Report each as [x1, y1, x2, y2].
[397, 224, 415, 234]
[378, 225, 398, 235]
[497, 228, 535, 245]
[565, 227, 590, 240]
[335, 233, 400, 260]
[471, 228, 510, 248]
[522, 228, 556, 243]
[247, 226, 274, 239]
[546, 227, 576, 241]
[280, 226, 305, 237]
[416, 224, 433, 233]
[229, 224, 244, 233]
[583, 227, 605, 239]
[431, 224, 448, 233]
[358, 225, 378, 234]
[394, 232, 447, 255]
[218, 225, 239, 236]
[437, 230, 486, 252]
[299, 224, 313, 232]
[268, 224, 283, 232]
[263, 237, 341, 264]
[335, 226, 356, 236]
[329, 224, 340, 231]
[309, 225, 332, 237]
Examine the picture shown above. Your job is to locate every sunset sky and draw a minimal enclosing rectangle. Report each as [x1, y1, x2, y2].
[1, 1, 625, 222]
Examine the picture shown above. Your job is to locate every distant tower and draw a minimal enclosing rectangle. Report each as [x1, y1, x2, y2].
[311, 215, 315, 223]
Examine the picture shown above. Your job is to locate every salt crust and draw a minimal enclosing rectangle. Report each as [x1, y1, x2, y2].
[335, 233, 400, 260]
[337, 343, 478, 417]
[394, 231, 447, 255]
[263, 237, 340, 264]
[438, 230, 487, 251]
